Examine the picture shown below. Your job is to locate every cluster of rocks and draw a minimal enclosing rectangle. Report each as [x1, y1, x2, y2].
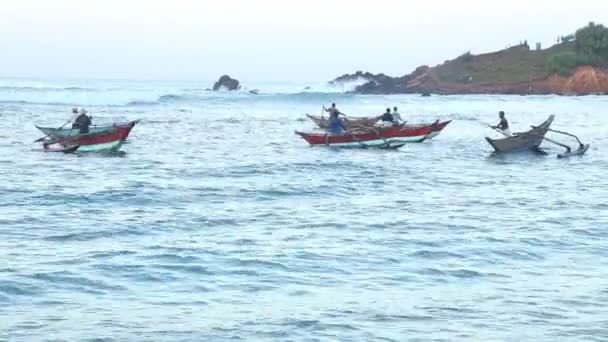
[211, 75, 259, 94]
[212, 75, 240, 91]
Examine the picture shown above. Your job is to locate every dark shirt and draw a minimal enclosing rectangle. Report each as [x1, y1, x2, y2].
[381, 112, 394, 122]
[74, 114, 92, 133]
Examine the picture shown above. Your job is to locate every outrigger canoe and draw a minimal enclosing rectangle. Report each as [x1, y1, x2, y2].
[540, 127, 590, 159]
[295, 120, 451, 147]
[306, 114, 450, 140]
[306, 114, 382, 129]
[39, 120, 138, 152]
[485, 115, 554, 153]
[36, 120, 139, 138]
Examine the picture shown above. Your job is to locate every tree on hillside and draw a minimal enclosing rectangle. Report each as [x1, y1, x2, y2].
[575, 22, 608, 66]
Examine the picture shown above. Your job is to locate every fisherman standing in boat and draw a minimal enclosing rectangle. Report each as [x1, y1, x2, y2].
[72, 108, 92, 134]
[324, 103, 344, 117]
[492, 111, 511, 136]
[69, 107, 80, 125]
[326, 105, 346, 135]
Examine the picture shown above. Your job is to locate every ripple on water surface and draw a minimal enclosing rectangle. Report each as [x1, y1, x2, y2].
[1, 92, 608, 341]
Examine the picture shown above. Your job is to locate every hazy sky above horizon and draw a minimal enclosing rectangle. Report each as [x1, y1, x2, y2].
[1, 0, 607, 83]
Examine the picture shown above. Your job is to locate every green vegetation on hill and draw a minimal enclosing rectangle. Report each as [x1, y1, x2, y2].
[434, 43, 575, 84]
[434, 22, 608, 84]
[548, 22, 608, 75]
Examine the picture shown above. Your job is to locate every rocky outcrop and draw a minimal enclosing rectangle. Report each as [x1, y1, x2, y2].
[212, 75, 240, 91]
[538, 66, 608, 95]
[331, 71, 389, 84]
[419, 66, 608, 95]
[332, 65, 608, 95]
[330, 66, 433, 94]
[330, 71, 399, 92]
[330, 37, 608, 95]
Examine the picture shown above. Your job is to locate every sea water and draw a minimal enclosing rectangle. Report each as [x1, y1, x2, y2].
[1, 78, 607, 341]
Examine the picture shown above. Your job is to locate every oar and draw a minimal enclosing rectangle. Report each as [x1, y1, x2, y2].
[485, 123, 511, 137]
[34, 117, 73, 142]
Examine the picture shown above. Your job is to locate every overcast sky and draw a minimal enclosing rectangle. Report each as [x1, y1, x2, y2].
[1, 0, 607, 82]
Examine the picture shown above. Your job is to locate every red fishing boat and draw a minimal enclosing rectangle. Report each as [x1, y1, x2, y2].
[40, 120, 139, 152]
[295, 120, 450, 147]
[406, 120, 452, 139]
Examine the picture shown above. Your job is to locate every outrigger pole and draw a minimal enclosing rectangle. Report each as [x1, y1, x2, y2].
[530, 126, 590, 158]
[538, 135, 573, 154]
[546, 128, 585, 148]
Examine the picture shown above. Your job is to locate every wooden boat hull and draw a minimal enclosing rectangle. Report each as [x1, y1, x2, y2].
[405, 120, 451, 139]
[74, 139, 126, 152]
[43, 142, 80, 153]
[36, 120, 139, 138]
[44, 121, 137, 152]
[485, 115, 555, 153]
[295, 121, 449, 147]
[306, 114, 381, 129]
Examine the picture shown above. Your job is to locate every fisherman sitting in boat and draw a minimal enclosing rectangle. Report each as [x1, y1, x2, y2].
[72, 109, 92, 134]
[393, 107, 403, 125]
[376, 108, 395, 127]
[492, 111, 511, 136]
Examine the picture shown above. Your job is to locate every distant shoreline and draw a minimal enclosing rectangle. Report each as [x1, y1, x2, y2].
[329, 23, 608, 96]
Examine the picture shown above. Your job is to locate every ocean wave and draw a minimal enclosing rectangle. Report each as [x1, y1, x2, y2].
[409, 250, 466, 259]
[125, 100, 158, 106]
[155, 264, 214, 275]
[124, 94, 199, 107]
[139, 253, 201, 264]
[158, 94, 186, 102]
[327, 76, 371, 92]
[0, 86, 100, 92]
[28, 271, 127, 293]
[127, 91, 357, 106]
[0, 280, 41, 296]
[0, 88, 361, 108]
[144, 119, 181, 124]
[44, 227, 145, 242]
[0, 99, 77, 106]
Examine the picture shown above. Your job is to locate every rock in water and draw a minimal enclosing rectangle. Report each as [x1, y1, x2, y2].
[328, 70, 414, 94]
[212, 75, 240, 91]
